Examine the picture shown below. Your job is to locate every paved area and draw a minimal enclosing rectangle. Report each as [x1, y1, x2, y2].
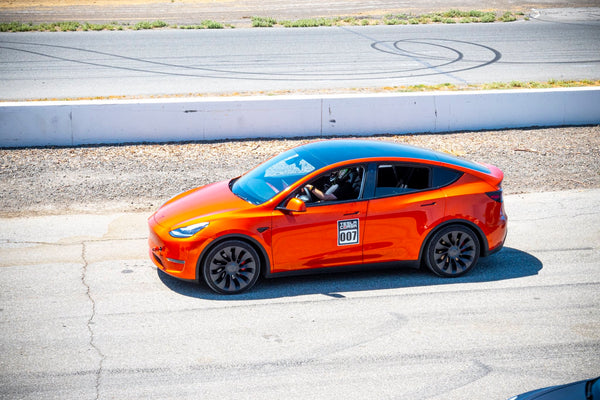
[1, 189, 599, 399]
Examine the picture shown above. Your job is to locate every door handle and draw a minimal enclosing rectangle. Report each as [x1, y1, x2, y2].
[420, 202, 436, 207]
[344, 211, 360, 216]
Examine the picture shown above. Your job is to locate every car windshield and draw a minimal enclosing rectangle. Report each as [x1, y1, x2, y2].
[231, 148, 324, 205]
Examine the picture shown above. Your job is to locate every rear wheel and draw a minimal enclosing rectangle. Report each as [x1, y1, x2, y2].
[425, 225, 480, 277]
[202, 240, 261, 294]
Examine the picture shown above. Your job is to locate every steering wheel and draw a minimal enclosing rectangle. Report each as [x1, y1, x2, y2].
[303, 186, 314, 202]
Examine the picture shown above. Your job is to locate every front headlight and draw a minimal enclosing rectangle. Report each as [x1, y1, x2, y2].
[169, 222, 210, 238]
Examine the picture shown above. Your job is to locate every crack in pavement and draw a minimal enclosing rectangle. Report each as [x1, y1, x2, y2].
[81, 241, 106, 400]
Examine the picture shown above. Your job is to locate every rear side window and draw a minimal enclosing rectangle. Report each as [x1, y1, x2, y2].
[375, 164, 462, 197]
[432, 166, 463, 188]
[375, 164, 429, 197]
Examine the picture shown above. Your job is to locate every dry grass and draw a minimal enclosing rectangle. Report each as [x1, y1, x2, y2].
[12, 80, 599, 103]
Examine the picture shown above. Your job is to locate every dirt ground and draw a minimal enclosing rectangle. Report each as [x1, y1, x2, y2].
[2, 0, 598, 25]
[2, 0, 594, 8]
[1, 126, 599, 217]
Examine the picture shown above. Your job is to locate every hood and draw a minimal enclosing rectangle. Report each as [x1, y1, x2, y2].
[153, 180, 253, 229]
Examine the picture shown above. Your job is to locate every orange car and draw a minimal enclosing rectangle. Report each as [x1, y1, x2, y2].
[148, 139, 507, 294]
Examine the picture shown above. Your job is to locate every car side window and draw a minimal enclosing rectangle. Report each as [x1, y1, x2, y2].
[375, 164, 463, 198]
[297, 166, 365, 204]
[375, 164, 429, 197]
[431, 166, 463, 188]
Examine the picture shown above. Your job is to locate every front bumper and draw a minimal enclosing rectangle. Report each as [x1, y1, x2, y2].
[148, 215, 209, 281]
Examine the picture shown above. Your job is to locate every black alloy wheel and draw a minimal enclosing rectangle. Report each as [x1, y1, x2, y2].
[202, 240, 261, 294]
[425, 225, 480, 277]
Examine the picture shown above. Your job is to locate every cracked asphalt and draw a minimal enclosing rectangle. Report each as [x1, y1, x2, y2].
[1, 190, 599, 399]
[81, 242, 104, 400]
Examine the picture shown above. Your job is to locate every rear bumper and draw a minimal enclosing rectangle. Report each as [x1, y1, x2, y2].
[487, 240, 505, 256]
[486, 222, 507, 256]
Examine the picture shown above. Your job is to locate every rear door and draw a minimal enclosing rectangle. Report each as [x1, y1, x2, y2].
[363, 163, 447, 263]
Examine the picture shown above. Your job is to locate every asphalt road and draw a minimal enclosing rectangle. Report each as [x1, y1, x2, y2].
[1, 189, 599, 399]
[1, 8, 599, 100]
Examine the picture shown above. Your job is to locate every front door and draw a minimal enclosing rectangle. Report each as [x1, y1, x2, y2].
[271, 201, 368, 273]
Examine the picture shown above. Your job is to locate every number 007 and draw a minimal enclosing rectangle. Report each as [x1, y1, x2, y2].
[340, 230, 357, 243]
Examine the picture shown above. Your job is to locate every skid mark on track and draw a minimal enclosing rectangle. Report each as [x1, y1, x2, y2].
[303, 311, 409, 361]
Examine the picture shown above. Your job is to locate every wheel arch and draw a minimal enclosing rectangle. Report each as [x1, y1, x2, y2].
[195, 234, 271, 283]
[419, 219, 490, 266]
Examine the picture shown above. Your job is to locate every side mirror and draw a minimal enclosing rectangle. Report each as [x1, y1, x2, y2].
[281, 197, 306, 213]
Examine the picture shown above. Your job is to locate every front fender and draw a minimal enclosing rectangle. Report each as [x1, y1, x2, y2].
[195, 233, 272, 282]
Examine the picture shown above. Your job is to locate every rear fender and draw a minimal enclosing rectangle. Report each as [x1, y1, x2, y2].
[419, 219, 490, 266]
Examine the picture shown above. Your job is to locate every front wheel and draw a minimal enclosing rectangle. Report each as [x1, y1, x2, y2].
[425, 225, 480, 277]
[202, 240, 261, 294]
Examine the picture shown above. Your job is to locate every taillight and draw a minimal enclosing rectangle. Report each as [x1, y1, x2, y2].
[486, 190, 503, 203]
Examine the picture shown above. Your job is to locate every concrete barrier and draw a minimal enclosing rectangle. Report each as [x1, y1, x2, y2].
[1, 87, 598, 147]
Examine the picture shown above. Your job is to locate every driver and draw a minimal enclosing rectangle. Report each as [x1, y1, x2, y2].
[304, 168, 360, 201]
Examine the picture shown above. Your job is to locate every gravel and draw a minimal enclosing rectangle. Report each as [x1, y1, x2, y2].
[1, 125, 599, 217]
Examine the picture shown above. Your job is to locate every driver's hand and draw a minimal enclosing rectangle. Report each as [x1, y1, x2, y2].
[305, 184, 314, 191]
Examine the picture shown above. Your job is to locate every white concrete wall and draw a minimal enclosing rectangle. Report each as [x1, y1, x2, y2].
[1, 88, 598, 147]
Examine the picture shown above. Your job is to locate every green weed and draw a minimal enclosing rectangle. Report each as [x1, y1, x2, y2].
[251, 16, 277, 27]
[501, 12, 517, 22]
[133, 20, 167, 30]
[201, 20, 223, 29]
[281, 18, 335, 28]
[0, 8, 526, 33]
[481, 12, 497, 22]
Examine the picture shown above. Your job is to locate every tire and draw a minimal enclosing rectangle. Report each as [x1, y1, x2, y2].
[202, 240, 261, 294]
[425, 225, 480, 277]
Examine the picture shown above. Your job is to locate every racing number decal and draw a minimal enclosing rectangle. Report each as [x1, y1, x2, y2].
[338, 219, 359, 246]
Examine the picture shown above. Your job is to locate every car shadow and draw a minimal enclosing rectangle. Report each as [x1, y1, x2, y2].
[157, 247, 542, 300]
